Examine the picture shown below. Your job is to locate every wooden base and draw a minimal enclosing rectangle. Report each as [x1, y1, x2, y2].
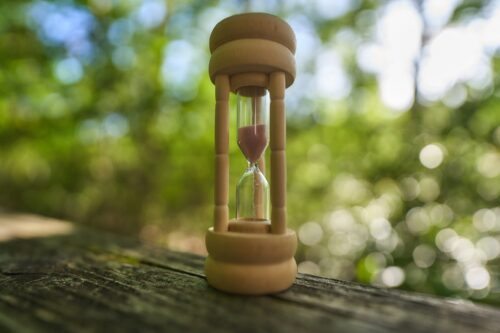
[205, 227, 297, 295]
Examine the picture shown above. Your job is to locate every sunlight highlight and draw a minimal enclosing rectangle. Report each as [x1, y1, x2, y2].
[419, 144, 444, 169]
[0, 214, 74, 242]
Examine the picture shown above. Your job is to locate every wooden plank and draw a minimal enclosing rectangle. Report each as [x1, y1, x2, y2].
[0, 214, 499, 333]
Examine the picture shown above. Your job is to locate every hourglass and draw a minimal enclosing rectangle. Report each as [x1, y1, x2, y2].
[205, 13, 297, 295]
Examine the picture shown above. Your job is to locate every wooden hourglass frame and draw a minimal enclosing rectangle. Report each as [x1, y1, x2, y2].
[205, 13, 297, 295]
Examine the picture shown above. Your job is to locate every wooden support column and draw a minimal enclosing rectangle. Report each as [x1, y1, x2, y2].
[253, 93, 266, 220]
[214, 75, 230, 232]
[269, 72, 286, 234]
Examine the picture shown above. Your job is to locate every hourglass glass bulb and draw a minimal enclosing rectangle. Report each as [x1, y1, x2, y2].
[236, 86, 269, 164]
[236, 165, 269, 220]
[236, 86, 270, 221]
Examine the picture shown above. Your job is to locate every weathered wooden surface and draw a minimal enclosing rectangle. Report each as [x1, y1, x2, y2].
[1, 214, 500, 333]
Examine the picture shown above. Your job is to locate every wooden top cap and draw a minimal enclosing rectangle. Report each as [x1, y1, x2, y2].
[209, 13, 296, 54]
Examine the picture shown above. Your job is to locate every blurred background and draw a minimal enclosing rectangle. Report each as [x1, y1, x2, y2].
[1, 0, 499, 305]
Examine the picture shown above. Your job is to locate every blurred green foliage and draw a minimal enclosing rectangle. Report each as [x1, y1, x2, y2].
[1, 0, 499, 305]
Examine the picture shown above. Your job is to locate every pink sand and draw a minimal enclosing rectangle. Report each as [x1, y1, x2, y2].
[237, 124, 268, 163]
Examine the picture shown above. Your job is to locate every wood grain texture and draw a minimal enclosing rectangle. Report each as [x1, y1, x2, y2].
[1, 214, 500, 333]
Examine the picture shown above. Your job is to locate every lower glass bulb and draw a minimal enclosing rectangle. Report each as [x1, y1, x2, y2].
[236, 164, 269, 221]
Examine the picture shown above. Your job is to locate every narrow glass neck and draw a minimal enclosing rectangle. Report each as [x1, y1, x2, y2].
[248, 162, 258, 169]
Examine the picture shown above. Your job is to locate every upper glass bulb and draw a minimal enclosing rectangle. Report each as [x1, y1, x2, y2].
[236, 86, 269, 164]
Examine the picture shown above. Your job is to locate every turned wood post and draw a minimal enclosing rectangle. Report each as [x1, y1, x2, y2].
[214, 74, 230, 232]
[269, 72, 286, 234]
[253, 94, 266, 220]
